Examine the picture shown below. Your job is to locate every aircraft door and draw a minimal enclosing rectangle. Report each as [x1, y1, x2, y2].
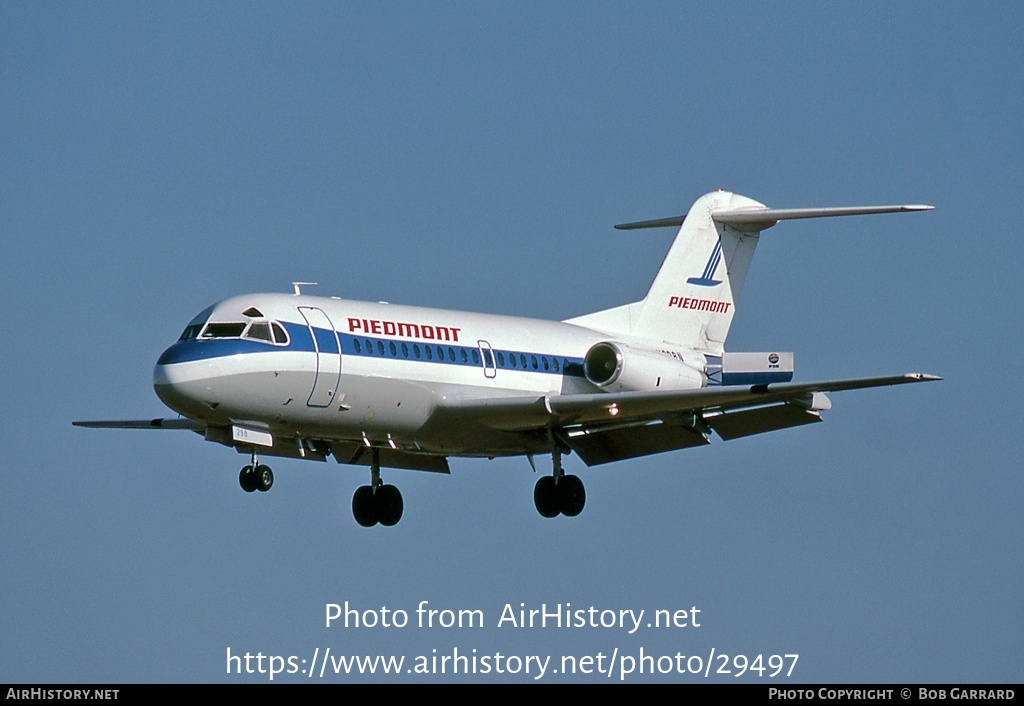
[297, 306, 342, 407]
[477, 340, 497, 379]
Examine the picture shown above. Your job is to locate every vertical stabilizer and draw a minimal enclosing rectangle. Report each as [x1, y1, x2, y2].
[633, 191, 764, 355]
[564, 190, 932, 356]
[566, 191, 765, 356]
[630, 189, 770, 354]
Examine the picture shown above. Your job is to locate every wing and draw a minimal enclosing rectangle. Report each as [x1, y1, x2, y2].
[72, 417, 450, 472]
[72, 418, 205, 431]
[437, 373, 941, 466]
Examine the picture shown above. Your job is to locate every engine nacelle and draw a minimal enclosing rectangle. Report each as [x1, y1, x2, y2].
[583, 341, 706, 392]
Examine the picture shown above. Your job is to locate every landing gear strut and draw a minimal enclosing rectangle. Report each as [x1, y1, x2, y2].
[533, 445, 585, 518]
[239, 451, 274, 493]
[352, 448, 404, 527]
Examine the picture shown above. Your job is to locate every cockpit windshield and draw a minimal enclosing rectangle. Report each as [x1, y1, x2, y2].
[201, 323, 247, 339]
[178, 324, 204, 341]
[175, 304, 289, 345]
[178, 305, 215, 341]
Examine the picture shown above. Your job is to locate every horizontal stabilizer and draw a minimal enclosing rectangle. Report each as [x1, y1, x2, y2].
[713, 204, 934, 232]
[614, 215, 687, 230]
[615, 203, 933, 232]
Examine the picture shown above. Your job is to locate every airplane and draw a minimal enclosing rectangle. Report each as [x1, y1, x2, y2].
[74, 189, 940, 527]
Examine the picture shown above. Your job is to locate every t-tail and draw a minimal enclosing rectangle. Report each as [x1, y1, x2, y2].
[565, 190, 932, 356]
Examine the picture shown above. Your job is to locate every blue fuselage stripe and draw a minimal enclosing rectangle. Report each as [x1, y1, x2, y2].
[157, 322, 587, 377]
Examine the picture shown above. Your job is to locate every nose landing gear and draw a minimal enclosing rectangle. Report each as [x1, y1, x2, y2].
[238, 452, 274, 493]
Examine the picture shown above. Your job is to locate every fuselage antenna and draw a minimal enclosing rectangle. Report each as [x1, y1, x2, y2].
[292, 282, 318, 296]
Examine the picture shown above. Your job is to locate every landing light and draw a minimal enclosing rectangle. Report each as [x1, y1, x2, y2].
[609, 404, 619, 417]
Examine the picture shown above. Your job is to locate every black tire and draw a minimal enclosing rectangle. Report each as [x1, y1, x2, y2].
[254, 465, 274, 492]
[239, 465, 257, 493]
[376, 485, 404, 527]
[352, 485, 378, 527]
[558, 474, 586, 517]
[534, 476, 560, 518]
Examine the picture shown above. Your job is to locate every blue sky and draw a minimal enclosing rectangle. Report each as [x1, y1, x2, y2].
[2, 2, 1021, 683]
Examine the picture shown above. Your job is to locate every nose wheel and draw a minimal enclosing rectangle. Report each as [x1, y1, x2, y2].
[238, 453, 274, 493]
[352, 448, 404, 527]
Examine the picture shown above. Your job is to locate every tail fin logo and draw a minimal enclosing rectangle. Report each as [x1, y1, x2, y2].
[686, 240, 723, 287]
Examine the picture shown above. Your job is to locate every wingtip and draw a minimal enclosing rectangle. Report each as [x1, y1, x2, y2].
[904, 204, 935, 211]
[910, 373, 942, 381]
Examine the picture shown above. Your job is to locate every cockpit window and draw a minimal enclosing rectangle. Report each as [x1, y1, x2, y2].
[179, 305, 215, 340]
[244, 322, 273, 342]
[201, 323, 246, 339]
[243, 307, 264, 318]
[271, 322, 288, 345]
[178, 324, 204, 341]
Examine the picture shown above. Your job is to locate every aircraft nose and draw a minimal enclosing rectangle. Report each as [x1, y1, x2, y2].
[153, 343, 184, 388]
[153, 354, 187, 411]
[153, 347, 210, 418]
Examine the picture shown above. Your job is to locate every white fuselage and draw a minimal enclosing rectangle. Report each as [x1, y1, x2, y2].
[153, 293, 707, 457]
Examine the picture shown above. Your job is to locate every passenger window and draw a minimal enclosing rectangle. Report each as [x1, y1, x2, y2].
[377, 341, 386, 356]
[483, 350, 493, 366]
[271, 322, 289, 345]
[520, 354, 527, 368]
[496, 352, 505, 367]
[402, 343, 409, 358]
[365, 339, 373, 354]
[448, 346, 456, 361]
[425, 346, 433, 360]
[552, 357, 560, 373]
[510, 354, 517, 368]
[472, 350, 480, 365]
[354, 339, 362, 353]
[414, 345, 421, 359]
[542, 357, 549, 371]
[389, 342, 397, 357]
[437, 346, 444, 360]
[201, 323, 246, 339]
[245, 322, 273, 342]
[531, 355, 538, 370]
[460, 349, 468, 363]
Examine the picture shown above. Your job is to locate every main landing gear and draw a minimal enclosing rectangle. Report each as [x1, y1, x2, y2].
[235, 445, 580, 523]
[351, 448, 404, 527]
[239, 452, 274, 493]
[533, 446, 585, 518]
